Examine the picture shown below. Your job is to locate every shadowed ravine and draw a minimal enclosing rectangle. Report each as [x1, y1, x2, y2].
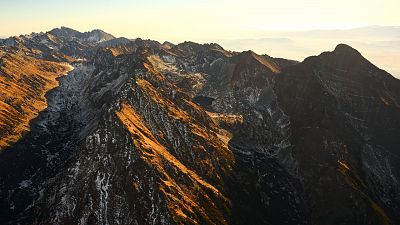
[0, 64, 92, 224]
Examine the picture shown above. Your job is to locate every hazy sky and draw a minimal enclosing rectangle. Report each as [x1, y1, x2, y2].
[1, 0, 399, 41]
[1, 0, 399, 77]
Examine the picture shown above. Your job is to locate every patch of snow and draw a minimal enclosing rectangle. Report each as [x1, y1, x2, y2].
[19, 180, 32, 189]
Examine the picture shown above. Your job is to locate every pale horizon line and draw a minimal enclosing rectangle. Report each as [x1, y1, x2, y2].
[1, 24, 399, 42]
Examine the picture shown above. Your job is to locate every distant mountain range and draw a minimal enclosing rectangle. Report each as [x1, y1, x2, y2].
[218, 26, 400, 78]
[0, 27, 399, 225]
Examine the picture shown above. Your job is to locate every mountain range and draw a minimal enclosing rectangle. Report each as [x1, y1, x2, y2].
[219, 26, 400, 78]
[0, 27, 399, 225]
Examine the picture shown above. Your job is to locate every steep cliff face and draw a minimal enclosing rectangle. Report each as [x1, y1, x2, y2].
[273, 44, 400, 225]
[150, 42, 311, 225]
[39, 53, 236, 225]
[0, 44, 237, 224]
[148, 42, 400, 224]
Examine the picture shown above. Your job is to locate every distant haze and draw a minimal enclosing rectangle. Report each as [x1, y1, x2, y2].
[0, 0, 399, 77]
[1, 0, 399, 39]
[217, 26, 400, 78]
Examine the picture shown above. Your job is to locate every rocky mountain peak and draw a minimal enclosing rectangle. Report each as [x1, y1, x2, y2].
[84, 29, 115, 42]
[330, 43, 367, 63]
[162, 41, 175, 49]
[232, 50, 281, 74]
[49, 26, 81, 39]
[298, 43, 381, 77]
[48, 26, 115, 43]
[333, 43, 360, 54]
[175, 41, 226, 55]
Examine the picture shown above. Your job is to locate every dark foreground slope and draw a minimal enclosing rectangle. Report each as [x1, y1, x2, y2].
[151, 42, 400, 224]
[0, 27, 399, 225]
[274, 44, 400, 225]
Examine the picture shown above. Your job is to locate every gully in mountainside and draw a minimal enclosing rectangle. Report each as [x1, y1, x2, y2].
[0, 63, 94, 224]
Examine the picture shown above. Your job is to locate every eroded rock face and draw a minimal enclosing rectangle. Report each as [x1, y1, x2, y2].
[0, 27, 399, 225]
[0, 43, 236, 224]
[40, 54, 236, 225]
[148, 42, 400, 224]
[274, 44, 400, 225]
[149, 42, 312, 224]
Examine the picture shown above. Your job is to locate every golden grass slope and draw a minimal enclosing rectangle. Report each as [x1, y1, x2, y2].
[116, 102, 230, 224]
[0, 51, 72, 150]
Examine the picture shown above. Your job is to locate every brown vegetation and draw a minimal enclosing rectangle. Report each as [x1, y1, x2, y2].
[0, 51, 72, 150]
[337, 160, 392, 225]
[116, 102, 230, 225]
